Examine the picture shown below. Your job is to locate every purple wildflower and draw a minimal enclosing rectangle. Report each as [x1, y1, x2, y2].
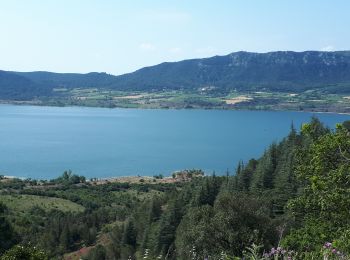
[324, 242, 332, 248]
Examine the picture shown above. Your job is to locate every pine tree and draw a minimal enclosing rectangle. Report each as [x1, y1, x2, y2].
[0, 203, 17, 254]
[59, 224, 71, 252]
[122, 219, 137, 247]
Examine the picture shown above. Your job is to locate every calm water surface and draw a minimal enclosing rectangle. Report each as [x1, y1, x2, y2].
[0, 105, 349, 179]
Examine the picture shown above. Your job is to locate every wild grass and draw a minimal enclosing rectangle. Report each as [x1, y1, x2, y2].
[0, 194, 85, 213]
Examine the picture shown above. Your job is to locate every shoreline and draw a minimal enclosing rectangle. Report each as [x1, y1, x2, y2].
[1, 100, 350, 116]
[1, 103, 349, 183]
[90, 175, 179, 185]
[1, 172, 209, 183]
[1, 171, 203, 185]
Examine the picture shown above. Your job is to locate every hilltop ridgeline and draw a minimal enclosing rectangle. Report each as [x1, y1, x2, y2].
[1, 51, 350, 100]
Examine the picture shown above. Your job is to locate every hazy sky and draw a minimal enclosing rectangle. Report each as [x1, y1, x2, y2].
[1, 0, 349, 75]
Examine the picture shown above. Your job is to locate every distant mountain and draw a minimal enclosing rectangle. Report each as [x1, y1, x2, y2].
[0, 71, 48, 100]
[0, 71, 117, 100]
[1, 51, 350, 100]
[14, 71, 116, 89]
[112, 51, 350, 93]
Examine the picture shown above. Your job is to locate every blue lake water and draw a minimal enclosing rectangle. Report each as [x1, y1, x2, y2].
[0, 105, 349, 180]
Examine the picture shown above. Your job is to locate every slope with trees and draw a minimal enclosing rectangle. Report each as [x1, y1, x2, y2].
[0, 118, 349, 259]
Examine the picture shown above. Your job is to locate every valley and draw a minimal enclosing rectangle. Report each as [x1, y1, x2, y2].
[5, 87, 350, 113]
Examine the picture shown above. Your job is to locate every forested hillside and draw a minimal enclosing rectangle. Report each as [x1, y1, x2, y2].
[112, 51, 350, 92]
[0, 118, 350, 259]
[15, 71, 116, 89]
[2, 51, 350, 101]
[0, 71, 50, 100]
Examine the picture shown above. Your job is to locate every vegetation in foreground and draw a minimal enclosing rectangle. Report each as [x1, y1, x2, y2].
[0, 118, 350, 259]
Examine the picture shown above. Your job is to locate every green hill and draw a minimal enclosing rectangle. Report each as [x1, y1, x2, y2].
[112, 51, 350, 93]
[2, 51, 350, 100]
[0, 194, 84, 213]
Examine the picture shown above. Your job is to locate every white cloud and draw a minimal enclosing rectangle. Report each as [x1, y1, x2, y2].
[320, 45, 335, 52]
[139, 43, 156, 52]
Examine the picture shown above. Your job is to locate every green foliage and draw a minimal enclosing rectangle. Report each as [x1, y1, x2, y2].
[0, 203, 17, 254]
[0, 244, 48, 260]
[85, 245, 107, 260]
[175, 192, 277, 259]
[333, 230, 350, 255]
[175, 205, 215, 259]
[235, 160, 256, 191]
[284, 121, 350, 254]
[0, 195, 84, 213]
[242, 244, 264, 260]
[191, 174, 222, 206]
[122, 219, 137, 247]
[301, 116, 330, 142]
[156, 196, 185, 256]
[1, 118, 350, 259]
[51, 170, 86, 185]
[0, 179, 25, 190]
[153, 174, 164, 179]
[343, 120, 350, 131]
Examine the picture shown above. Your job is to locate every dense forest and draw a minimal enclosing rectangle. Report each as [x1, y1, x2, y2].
[0, 118, 350, 259]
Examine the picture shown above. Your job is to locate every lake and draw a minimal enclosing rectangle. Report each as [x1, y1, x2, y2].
[0, 105, 349, 180]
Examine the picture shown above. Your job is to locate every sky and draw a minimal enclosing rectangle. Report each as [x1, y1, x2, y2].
[1, 0, 349, 75]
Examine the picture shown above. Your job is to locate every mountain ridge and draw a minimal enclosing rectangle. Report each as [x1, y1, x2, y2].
[1, 50, 350, 100]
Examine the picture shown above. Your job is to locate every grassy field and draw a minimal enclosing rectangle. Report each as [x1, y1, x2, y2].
[0, 194, 85, 213]
[9, 87, 350, 113]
